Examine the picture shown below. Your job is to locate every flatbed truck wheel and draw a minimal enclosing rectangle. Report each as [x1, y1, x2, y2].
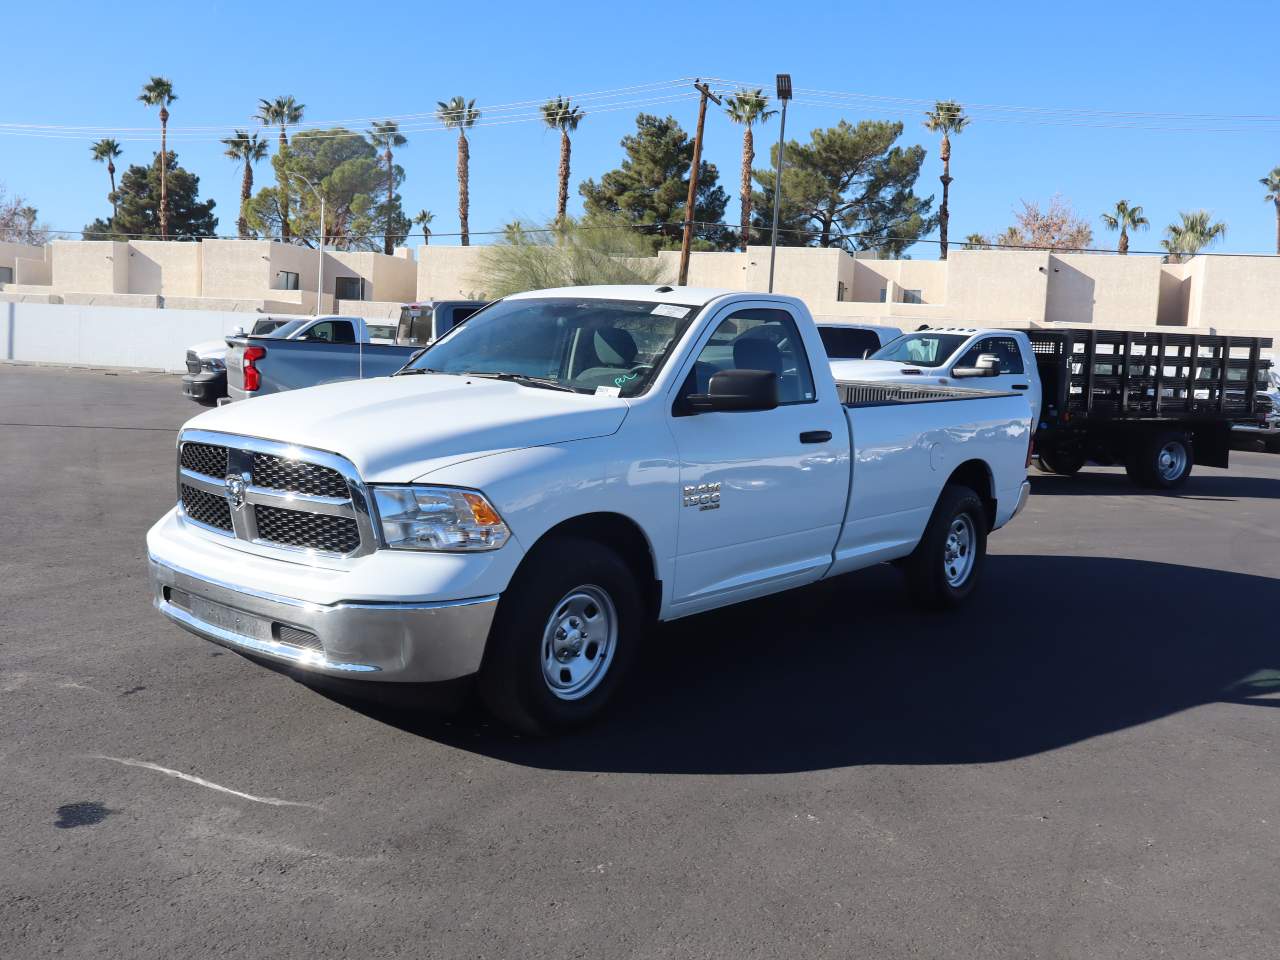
[903, 484, 987, 611]
[1127, 430, 1194, 489]
[478, 536, 641, 736]
[1037, 447, 1085, 476]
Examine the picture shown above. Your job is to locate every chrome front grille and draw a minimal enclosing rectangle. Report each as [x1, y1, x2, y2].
[255, 504, 361, 553]
[180, 483, 233, 531]
[176, 430, 376, 558]
[180, 442, 228, 478]
[250, 453, 348, 498]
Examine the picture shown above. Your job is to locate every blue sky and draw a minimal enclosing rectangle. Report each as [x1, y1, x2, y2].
[5, 0, 1279, 256]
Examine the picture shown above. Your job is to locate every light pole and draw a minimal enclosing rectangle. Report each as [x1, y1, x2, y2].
[295, 173, 325, 315]
[767, 73, 792, 294]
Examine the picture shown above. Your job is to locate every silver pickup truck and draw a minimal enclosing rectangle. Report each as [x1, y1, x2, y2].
[226, 301, 486, 402]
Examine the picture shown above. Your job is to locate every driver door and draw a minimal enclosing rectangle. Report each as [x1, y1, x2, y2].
[666, 305, 849, 613]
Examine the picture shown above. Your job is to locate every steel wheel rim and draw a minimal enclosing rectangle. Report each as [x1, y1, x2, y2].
[943, 513, 976, 588]
[1157, 442, 1187, 481]
[540, 584, 617, 701]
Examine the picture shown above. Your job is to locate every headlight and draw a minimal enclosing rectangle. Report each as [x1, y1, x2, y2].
[371, 485, 510, 552]
[201, 357, 226, 372]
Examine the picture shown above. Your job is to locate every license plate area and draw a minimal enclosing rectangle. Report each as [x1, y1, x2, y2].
[171, 588, 273, 643]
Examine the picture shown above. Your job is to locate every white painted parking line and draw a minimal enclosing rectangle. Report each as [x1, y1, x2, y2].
[93, 756, 322, 809]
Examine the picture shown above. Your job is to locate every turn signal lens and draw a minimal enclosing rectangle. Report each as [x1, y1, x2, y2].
[371, 485, 510, 552]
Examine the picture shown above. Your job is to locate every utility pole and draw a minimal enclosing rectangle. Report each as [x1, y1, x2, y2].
[767, 73, 792, 293]
[677, 79, 722, 286]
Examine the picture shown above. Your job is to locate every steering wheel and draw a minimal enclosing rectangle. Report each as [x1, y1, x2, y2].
[612, 364, 652, 390]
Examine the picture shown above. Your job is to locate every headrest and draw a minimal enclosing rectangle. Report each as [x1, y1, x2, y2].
[733, 336, 782, 375]
[595, 328, 638, 366]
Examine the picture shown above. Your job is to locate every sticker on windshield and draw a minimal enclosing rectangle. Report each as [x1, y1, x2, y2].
[651, 304, 690, 319]
[595, 385, 622, 397]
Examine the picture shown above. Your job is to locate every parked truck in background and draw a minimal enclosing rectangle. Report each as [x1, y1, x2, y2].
[149, 285, 1032, 735]
[223, 300, 488, 402]
[831, 326, 1273, 487]
[184, 315, 390, 405]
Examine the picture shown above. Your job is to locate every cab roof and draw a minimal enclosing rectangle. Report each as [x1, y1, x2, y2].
[502, 285, 775, 308]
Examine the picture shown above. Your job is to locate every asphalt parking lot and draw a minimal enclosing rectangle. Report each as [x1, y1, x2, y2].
[2, 363, 1278, 959]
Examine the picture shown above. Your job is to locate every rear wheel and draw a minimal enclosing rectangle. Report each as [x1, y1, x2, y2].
[1128, 430, 1194, 489]
[903, 485, 988, 610]
[478, 536, 642, 735]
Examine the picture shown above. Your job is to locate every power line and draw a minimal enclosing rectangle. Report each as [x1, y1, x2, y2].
[30, 219, 1278, 258]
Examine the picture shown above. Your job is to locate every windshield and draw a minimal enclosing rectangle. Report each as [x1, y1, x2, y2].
[404, 297, 697, 396]
[251, 319, 289, 336]
[270, 318, 310, 339]
[871, 332, 969, 368]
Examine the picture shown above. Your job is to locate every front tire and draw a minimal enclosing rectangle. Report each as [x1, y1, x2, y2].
[903, 485, 988, 611]
[478, 536, 642, 735]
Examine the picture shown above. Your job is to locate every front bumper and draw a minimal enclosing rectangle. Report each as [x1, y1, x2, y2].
[150, 556, 498, 682]
[182, 370, 227, 403]
[1233, 419, 1280, 438]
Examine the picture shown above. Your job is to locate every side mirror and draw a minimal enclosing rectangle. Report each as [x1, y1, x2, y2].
[953, 353, 1001, 378]
[686, 369, 779, 413]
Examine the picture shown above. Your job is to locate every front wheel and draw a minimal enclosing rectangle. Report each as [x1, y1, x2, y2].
[902, 485, 988, 611]
[478, 536, 642, 735]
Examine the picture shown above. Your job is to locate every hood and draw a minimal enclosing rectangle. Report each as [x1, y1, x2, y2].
[189, 339, 229, 359]
[828, 358, 949, 383]
[183, 374, 630, 482]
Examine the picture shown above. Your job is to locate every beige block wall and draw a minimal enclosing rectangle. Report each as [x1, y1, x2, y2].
[1157, 263, 1189, 326]
[201, 240, 273, 298]
[1045, 253, 1162, 327]
[686, 250, 748, 288]
[51, 240, 130, 294]
[15, 250, 52, 286]
[0, 241, 46, 283]
[947, 249, 1049, 325]
[1186, 255, 1280, 332]
[417, 246, 491, 300]
[126, 240, 202, 297]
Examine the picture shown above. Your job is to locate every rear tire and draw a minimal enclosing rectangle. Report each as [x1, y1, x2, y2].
[903, 485, 988, 611]
[478, 536, 642, 736]
[1128, 430, 1194, 489]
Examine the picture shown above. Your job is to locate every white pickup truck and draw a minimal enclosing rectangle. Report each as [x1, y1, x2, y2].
[148, 286, 1033, 734]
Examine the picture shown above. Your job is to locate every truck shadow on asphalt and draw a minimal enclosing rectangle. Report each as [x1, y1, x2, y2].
[1028, 469, 1280, 500]
[327, 554, 1280, 774]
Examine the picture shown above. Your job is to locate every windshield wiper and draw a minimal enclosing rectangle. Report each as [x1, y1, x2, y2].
[394, 365, 441, 376]
[463, 371, 581, 393]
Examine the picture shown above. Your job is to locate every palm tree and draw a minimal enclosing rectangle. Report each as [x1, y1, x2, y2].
[138, 77, 177, 239]
[368, 120, 408, 254]
[413, 209, 434, 246]
[1100, 200, 1149, 255]
[90, 139, 123, 224]
[1261, 167, 1280, 255]
[256, 95, 305, 242]
[540, 97, 586, 228]
[436, 96, 481, 245]
[923, 100, 970, 260]
[1163, 210, 1227, 261]
[222, 130, 268, 239]
[723, 89, 777, 251]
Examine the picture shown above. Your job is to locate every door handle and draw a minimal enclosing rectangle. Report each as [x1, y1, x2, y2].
[1011, 384, 1029, 390]
[799, 430, 832, 444]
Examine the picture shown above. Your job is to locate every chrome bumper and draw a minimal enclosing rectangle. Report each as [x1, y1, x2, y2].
[1233, 420, 1280, 437]
[150, 557, 498, 682]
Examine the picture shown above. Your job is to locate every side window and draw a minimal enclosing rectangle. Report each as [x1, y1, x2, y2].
[331, 320, 356, 344]
[686, 308, 816, 404]
[956, 337, 1024, 374]
[818, 327, 880, 360]
[303, 321, 333, 342]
